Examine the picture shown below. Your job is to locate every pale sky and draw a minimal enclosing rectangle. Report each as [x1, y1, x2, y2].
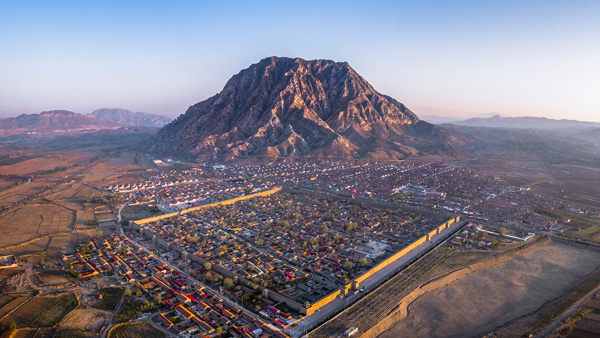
[1, 0, 599, 122]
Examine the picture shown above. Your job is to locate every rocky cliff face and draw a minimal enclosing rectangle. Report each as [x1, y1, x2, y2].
[0, 110, 118, 136]
[149, 57, 464, 160]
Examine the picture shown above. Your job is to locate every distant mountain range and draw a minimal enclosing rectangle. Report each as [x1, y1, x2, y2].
[0, 109, 172, 137]
[451, 115, 600, 130]
[149, 56, 465, 161]
[89, 108, 172, 128]
[0, 110, 118, 136]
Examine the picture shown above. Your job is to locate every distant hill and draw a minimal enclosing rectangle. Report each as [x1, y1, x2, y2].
[0, 110, 118, 136]
[149, 56, 465, 161]
[452, 115, 600, 130]
[90, 108, 172, 127]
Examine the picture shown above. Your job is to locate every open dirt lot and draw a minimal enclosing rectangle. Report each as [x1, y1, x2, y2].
[371, 242, 600, 338]
[59, 308, 108, 332]
[0, 203, 74, 248]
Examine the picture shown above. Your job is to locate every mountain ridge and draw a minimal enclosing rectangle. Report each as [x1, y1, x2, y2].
[0, 110, 118, 136]
[149, 56, 465, 161]
[89, 108, 172, 127]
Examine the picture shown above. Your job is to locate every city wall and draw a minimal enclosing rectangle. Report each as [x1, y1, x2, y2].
[305, 216, 461, 314]
[132, 187, 282, 225]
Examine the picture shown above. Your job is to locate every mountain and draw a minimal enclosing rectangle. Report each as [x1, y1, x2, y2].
[89, 108, 172, 127]
[0, 110, 118, 136]
[452, 115, 600, 130]
[149, 57, 464, 161]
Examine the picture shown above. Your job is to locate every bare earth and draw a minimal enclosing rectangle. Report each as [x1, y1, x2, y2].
[372, 242, 600, 338]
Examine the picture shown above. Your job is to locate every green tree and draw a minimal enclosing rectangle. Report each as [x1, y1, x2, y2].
[8, 322, 17, 331]
[204, 262, 212, 270]
[80, 244, 90, 254]
[359, 258, 368, 266]
[342, 260, 353, 271]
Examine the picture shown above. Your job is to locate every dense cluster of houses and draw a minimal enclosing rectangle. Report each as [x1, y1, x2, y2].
[72, 234, 293, 337]
[134, 192, 439, 307]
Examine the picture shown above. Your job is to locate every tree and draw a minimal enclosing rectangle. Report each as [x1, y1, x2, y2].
[224, 278, 234, 289]
[216, 327, 223, 335]
[80, 244, 90, 254]
[8, 322, 17, 331]
[86, 219, 99, 226]
[124, 288, 132, 297]
[499, 227, 508, 236]
[359, 258, 368, 266]
[204, 262, 212, 270]
[342, 260, 353, 271]
[256, 238, 265, 246]
[96, 229, 103, 238]
[136, 290, 143, 296]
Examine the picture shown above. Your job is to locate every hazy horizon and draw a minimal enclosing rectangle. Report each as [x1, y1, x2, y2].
[1, 1, 599, 122]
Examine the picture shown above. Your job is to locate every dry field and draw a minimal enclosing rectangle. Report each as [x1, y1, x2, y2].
[58, 308, 108, 332]
[0, 203, 73, 248]
[0, 294, 77, 328]
[108, 322, 166, 338]
[371, 242, 600, 338]
[466, 158, 600, 213]
[36, 270, 72, 286]
[0, 155, 73, 176]
[121, 204, 156, 221]
[0, 297, 33, 323]
[47, 183, 102, 202]
[0, 182, 54, 208]
[10, 328, 38, 338]
[82, 152, 146, 187]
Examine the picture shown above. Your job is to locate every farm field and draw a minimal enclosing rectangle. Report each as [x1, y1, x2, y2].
[0, 294, 77, 328]
[372, 242, 600, 338]
[0, 153, 88, 176]
[94, 288, 124, 312]
[108, 322, 166, 338]
[0, 297, 33, 325]
[0, 181, 56, 208]
[0, 203, 74, 248]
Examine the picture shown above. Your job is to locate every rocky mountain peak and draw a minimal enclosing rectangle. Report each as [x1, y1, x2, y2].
[149, 57, 461, 160]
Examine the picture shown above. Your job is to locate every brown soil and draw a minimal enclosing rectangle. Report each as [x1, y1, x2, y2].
[367, 242, 600, 338]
